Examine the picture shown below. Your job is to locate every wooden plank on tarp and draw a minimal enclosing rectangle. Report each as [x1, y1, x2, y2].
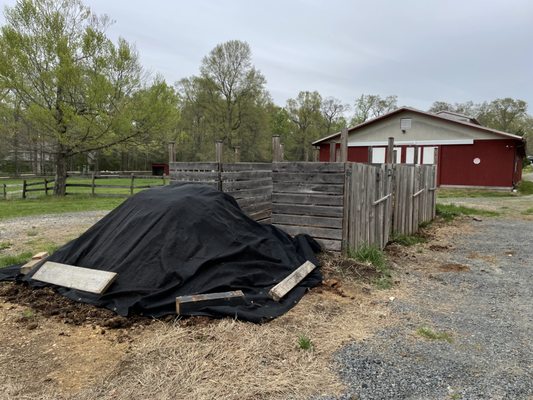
[176, 290, 245, 314]
[268, 261, 317, 301]
[31, 262, 118, 294]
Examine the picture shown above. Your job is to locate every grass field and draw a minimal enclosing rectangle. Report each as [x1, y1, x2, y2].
[0, 195, 125, 220]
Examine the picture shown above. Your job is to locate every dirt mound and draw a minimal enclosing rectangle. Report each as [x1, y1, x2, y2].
[0, 282, 151, 329]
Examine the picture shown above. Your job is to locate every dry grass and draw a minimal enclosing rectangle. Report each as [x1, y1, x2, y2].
[55, 280, 400, 400]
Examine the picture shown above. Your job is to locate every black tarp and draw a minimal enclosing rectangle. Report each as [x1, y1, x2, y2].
[0, 184, 322, 322]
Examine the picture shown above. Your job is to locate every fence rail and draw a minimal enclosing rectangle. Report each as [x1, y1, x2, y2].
[2, 174, 166, 199]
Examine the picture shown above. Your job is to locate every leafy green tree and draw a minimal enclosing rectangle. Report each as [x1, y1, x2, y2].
[0, 0, 147, 194]
[321, 96, 349, 134]
[177, 40, 271, 162]
[351, 94, 397, 125]
[286, 91, 324, 161]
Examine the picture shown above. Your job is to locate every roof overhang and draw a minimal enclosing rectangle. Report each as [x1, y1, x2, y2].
[312, 107, 524, 146]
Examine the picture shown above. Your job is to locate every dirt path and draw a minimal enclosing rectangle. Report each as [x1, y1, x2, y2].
[327, 217, 533, 399]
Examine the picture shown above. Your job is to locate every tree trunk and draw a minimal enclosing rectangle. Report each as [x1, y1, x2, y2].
[54, 151, 68, 196]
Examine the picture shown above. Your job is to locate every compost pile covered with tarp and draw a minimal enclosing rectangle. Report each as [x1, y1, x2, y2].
[0, 183, 322, 322]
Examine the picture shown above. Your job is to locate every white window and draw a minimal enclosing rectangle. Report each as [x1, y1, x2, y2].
[422, 147, 436, 164]
[405, 147, 423, 164]
[394, 147, 402, 163]
[400, 118, 412, 131]
[371, 147, 386, 163]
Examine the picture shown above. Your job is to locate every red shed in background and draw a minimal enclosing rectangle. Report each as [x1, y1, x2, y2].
[313, 108, 526, 189]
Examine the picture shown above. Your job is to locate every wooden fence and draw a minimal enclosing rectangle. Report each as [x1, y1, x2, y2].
[163, 161, 438, 252]
[1, 174, 166, 199]
[271, 162, 345, 251]
[169, 162, 273, 222]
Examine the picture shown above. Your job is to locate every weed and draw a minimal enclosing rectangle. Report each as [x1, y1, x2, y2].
[0, 241, 12, 251]
[436, 204, 499, 222]
[390, 233, 426, 246]
[517, 180, 533, 195]
[416, 326, 453, 343]
[0, 252, 32, 268]
[26, 229, 38, 237]
[418, 220, 432, 229]
[348, 244, 392, 289]
[450, 393, 462, 400]
[21, 309, 35, 319]
[297, 334, 313, 351]
[522, 207, 533, 215]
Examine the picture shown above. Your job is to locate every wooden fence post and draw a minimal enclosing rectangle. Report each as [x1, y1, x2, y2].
[130, 173, 135, 196]
[313, 146, 320, 162]
[413, 145, 419, 164]
[280, 143, 285, 161]
[216, 140, 224, 164]
[368, 147, 373, 164]
[234, 146, 240, 163]
[216, 140, 223, 191]
[2, 183, 6, 200]
[44, 178, 49, 196]
[272, 135, 281, 162]
[22, 179, 27, 199]
[329, 142, 336, 162]
[340, 128, 348, 163]
[91, 173, 96, 196]
[168, 141, 176, 163]
[386, 137, 394, 164]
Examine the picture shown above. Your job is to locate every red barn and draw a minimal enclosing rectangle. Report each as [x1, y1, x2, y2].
[313, 107, 526, 189]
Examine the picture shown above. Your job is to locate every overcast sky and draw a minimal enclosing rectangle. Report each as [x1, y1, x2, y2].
[2, 0, 533, 111]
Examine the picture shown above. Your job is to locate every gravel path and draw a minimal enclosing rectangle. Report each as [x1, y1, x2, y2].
[327, 218, 533, 400]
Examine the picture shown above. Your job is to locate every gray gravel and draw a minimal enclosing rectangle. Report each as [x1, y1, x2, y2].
[327, 218, 533, 400]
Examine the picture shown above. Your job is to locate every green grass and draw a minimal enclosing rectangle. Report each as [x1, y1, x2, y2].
[437, 188, 514, 198]
[0, 195, 125, 220]
[516, 180, 533, 195]
[348, 244, 392, 289]
[0, 251, 33, 268]
[297, 334, 313, 351]
[416, 326, 453, 343]
[522, 207, 533, 215]
[390, 233, 426, 246]
[436, 203, 500, 222]
[0, 241, 12, 251]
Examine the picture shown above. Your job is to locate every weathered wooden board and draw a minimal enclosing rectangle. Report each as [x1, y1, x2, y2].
[222, 163, 272, 171]
[31, 262, 118, 294]
[273, 172, 345, 184]
[272, 203, 343, 218]
[21, 252, 49, 275]
[221, 171, 272, 180]
[176, 290, 245, 314]
[225, 186, 272, 199]
[274, 224, 343, 240]
[222, 178, 272, 191]
[268, 261, 317, 301]
[272, 193, 343, 206]
[273, 182, 344, 195]
[272, 162, 345, 173]
[32, 251, 49, 260]
[272, 214, 342, 229]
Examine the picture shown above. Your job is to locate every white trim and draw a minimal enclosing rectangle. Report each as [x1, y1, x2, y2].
[348, 139, 474, 147]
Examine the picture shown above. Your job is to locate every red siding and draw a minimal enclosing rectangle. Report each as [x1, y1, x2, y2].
[439, 140, 518, 187]
[320, 139, 522, 188]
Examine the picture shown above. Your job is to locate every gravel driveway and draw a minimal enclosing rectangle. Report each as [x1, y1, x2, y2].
[327, 218, 533, 400]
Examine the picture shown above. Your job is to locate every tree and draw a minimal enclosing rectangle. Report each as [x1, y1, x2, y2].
[428, 98, 532, 137]
[321, 97, 349, 134]
[350, 94, 397, 125]
[177, 40, 271, 161]
[0, 0, 148, 194]
[286, 91, 324, 161]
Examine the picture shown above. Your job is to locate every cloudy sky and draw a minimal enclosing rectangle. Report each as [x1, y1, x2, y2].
[2, 0, 532, 111]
